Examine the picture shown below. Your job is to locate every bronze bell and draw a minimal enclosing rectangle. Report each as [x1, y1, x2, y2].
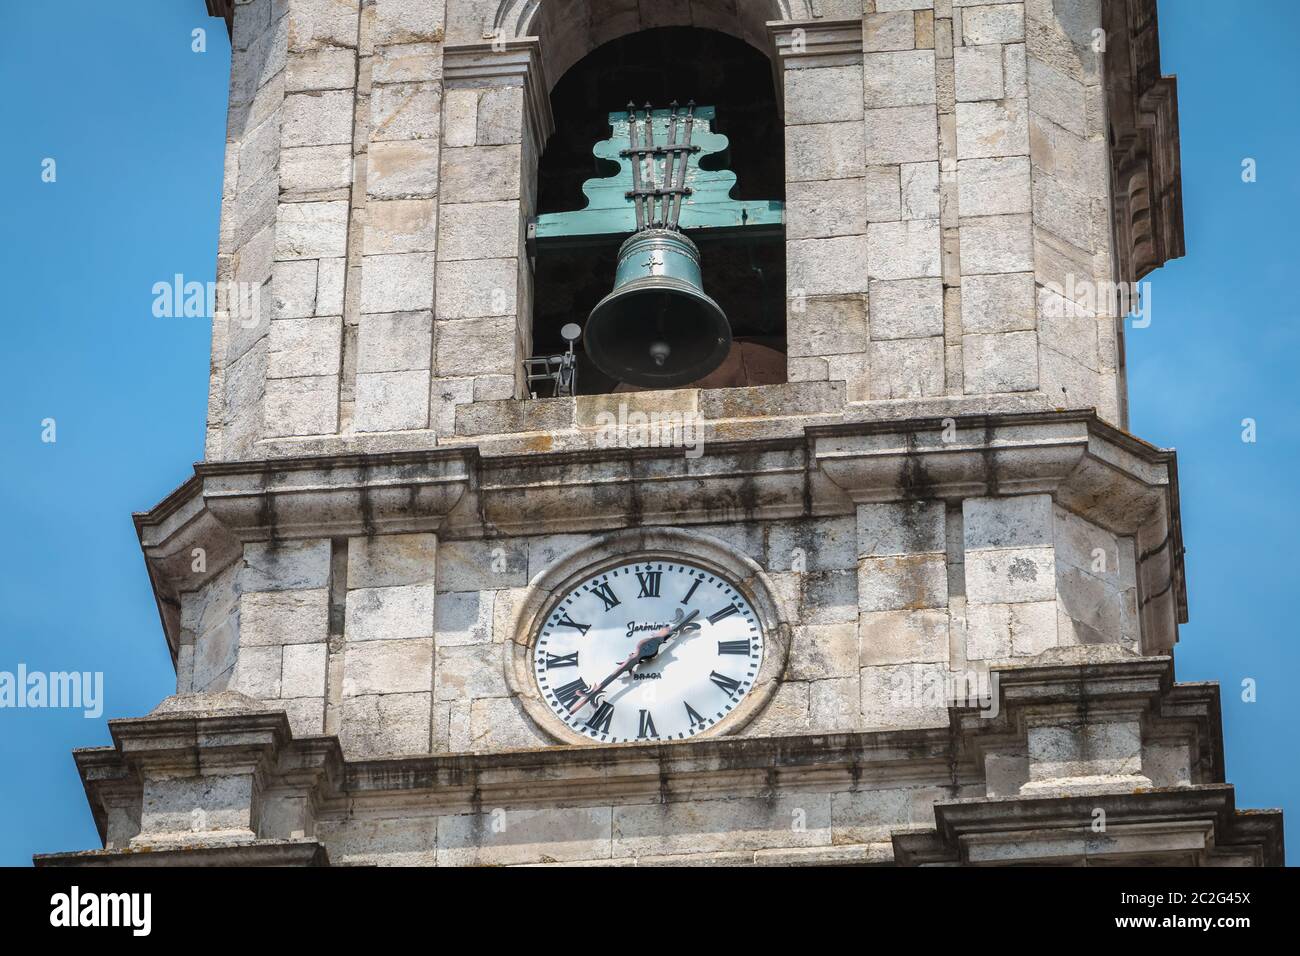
[584, 228, 732, 389]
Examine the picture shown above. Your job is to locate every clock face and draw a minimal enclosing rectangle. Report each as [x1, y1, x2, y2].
[533, 560, 765, 744]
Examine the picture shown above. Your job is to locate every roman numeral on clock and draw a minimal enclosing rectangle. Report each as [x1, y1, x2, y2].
[589, 582, 620, 611]
[709, 671, 742, 695]
[555, 613, 591, 635]
[707, 603, 739, 625]
[681, 577, 702, 605]
[717, 640, 750, 656]
[638, 709, 657, 739]
[544, 652, 579, 669]
[636, 570, 662, 598]
[586, 701, 615, 735]
[553, 678, 590, 710]
[684, 702, 706, 727]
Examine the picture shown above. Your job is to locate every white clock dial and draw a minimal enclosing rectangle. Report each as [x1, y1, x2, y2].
[533, 560, 764, 744]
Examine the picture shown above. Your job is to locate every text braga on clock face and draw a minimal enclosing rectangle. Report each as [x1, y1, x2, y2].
[533, 561, 765, 743]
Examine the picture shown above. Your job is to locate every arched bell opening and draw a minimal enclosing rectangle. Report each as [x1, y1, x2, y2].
[529, 27, 788, 396]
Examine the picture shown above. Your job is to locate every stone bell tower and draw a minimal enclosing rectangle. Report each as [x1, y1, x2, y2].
[38, 0, 1282, 866]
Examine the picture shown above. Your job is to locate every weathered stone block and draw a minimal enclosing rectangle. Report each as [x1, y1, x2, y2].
[960, 271, 1036, 332]
[860, 662, 950, 728]
[788, 236, 870, 296]
[864, 11, 917, 51]
[477, 86, 525, 145]
[263, 374, 339, 436]
[281, 642, 328, 698]
[343, 638, 433, 696]
[870, 278, 944, 340]
[786, 65, 866, 124]
[954, 44, 1004, 102]
[868, 336, 945, 398]
[864, 105, 939, 165]
[355, 369, 431, 432]
[962, 3, 1026, 44]
[959, 214, 1033, 273]
[282, 90, 353, 147]
[859, 554, 949, 612]
[437, 201, 520, 260]
[368, 140, 441, 199]
[440, 145, 522, 202]
[363, 199, 439, 255]
[863, 51, 937, 108]
[267, 316, 342, 379]
[435, 258, 517, 319]
[357, 311, 433, 373]
[787, 295, 868, 357]
[287, 47, 356, 92]
[958, 156, 1031, 216]
[787, 179, 869, 240]
[900, 161, 940, 219]
[239, 540, 332, 592]
[275, 201, 349, 260]
[345, 584, 436, 641]
[434, 643, 508, 701]
[864, 165, 903, 221]
[962, 329, 1039, 392]
[360, 252, 435, 314]
[859, 609, 949, 665]
[370, 82, 441, 142]
[1027, 57, 1087, 137]
[787, 122, 867, 181]
[230, 645, 282, 699]
[435, 316, 517, 377]
[809, 677, 861, 732]
[348, 533, 438, 589]
[867, 218, 942, 279]
[316, 258, 345, 315]
[789, 622, 858, 680]
[955, 99, 1029, 159]
[858, 501, 947, 557]
[965, 546, 1055, 603]
[339, 692, 431, 757]
[434, 591, 494, 646]
[612, 795, 831, 858]
[281, 144, 352, 193]
[439, 807, 611, 866]
[239, 589, 330, 646]
[964, 494, 1054, 550]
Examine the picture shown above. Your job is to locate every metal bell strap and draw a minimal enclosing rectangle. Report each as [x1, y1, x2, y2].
[623, 101, 700, 232]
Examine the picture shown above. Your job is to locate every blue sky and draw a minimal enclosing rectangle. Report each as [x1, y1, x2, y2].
[0, 1, 1295, 865]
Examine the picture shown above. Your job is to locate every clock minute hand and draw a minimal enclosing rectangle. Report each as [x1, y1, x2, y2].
[567, 609, 701, 716]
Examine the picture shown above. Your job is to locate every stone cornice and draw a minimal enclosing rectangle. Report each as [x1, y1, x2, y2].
[1105, 0, 1186, 280]
[36, 838, 329, 868]
[443, 40, 555, 147]
[893, 785, 1284, 866]
[134, 410, 1187, 662]
[60, 655, 1260, 863]
[205, 0, 233, 39]
[949, 648, 1223, 790]
[767, 17, 864, 62]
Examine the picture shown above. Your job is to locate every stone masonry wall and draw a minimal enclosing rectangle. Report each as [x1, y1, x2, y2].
[206, 0, 1131, 462]
[176, 495, 1140, 758]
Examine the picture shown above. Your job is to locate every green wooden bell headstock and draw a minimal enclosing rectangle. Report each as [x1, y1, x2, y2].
[531, 103, 784, 247]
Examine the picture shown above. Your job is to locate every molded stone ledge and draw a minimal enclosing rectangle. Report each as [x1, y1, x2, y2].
[135, 410, 1187, 660]
[892, 786, 1283, 867]
[52, 654, 1277, 866]
[950, 648, 1222, 798]
[35, 838, 329, 868]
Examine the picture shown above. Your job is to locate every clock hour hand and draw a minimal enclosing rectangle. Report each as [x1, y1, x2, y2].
[567, 609, 701, 715]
